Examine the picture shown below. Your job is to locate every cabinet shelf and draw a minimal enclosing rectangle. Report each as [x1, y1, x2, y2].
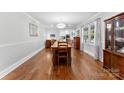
[115, 38, 124, 42]
[115, 26, 124, 30]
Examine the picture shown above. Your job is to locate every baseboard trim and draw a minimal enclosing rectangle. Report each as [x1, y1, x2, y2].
[83, 50, 95, 58]
[0, 47, 44, 79]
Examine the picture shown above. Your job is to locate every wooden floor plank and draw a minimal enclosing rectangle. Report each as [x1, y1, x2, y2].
[2, 48, 117, 80]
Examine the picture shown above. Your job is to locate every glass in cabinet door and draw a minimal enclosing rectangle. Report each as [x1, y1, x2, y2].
[106, 23, 112, 50]
[114, 19, 124, 54]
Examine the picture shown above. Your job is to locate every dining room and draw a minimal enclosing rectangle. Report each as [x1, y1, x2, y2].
[1, 0, 124, 93]
[1, 12, 123, 80]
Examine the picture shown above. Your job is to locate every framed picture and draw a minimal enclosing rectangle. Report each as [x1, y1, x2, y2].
[29, 23, 38, 37]
[50, 34, 55, 38]
[50, 34, 55, 39]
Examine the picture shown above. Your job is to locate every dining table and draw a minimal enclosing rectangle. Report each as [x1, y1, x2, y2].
[51, 41, 72, 65]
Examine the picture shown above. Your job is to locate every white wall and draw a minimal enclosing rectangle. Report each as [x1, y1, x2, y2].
[59, 29, 75, 39]
[78, 12, 120, 62]
[45, 28, 60, 40]
[45, 28, 75, 40]
[0, 12, 45, 78]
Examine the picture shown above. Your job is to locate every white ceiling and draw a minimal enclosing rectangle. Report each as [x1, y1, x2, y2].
[28, 12, 97, 29]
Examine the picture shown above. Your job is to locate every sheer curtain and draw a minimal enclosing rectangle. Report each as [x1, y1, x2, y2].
[94, 18, 102, 60]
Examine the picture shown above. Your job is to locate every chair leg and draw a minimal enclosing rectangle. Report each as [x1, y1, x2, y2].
[58, 56, 60, 73]
[67, 58, 68, 67]
[58, 56, 59, 67]
[67, 54, 68, 67]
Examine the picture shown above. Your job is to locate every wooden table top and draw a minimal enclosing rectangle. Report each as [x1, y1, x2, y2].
[51, 41, 72, 49]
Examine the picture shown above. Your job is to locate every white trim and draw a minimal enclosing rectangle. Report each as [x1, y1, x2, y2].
[24, 12, 46, 27]
[0, 47, 44, 79]
[84, 12, 102, 24]
[0, 40, 43, 48]
[23, 12, 40, 24]
[83, 49, 95, 59]
[77, 12, 102, 27]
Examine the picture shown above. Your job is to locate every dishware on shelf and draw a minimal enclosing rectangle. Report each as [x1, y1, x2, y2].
[117, 47, 124, 54]
[115, 37, 124, 42]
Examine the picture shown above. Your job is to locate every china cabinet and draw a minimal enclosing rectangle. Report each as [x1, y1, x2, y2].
[104, 13, 124, 79]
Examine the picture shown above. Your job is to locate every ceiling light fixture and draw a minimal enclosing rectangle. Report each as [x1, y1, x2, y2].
[56, 23, 66, 29]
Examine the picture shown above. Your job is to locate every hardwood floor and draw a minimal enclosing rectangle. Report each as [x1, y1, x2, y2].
[2, 48, 117, 80]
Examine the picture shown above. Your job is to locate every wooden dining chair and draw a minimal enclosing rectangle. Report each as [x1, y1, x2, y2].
[58, 41, 69, 66]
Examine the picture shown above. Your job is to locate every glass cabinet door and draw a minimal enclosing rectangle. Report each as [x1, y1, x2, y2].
[106, 23, 112, 50]
[114, 19, 124, 54]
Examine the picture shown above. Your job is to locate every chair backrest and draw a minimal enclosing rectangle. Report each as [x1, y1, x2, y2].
[58, 41, 68, 47]
[58, 41, 68, 52]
